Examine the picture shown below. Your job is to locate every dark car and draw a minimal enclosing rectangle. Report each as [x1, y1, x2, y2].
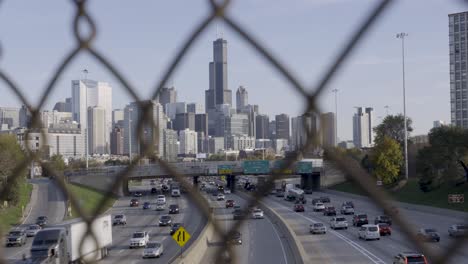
[294, 204, 305, 212]
[227, 231, 242, 245]
[134, 191, 143, 197]
[170, 223, 182, 235]
[378, 223, 392, 236]
[417, 228, 440, 242]
[374, 215, 392, 226]
[143, 202, 151, 210]
[162, 185, 169, 193]
[275, 190, 285, 197]
[311, 198, 321, 205]
[36, 216, 48, 227]
[304, 188, 313, 194]
[353, 214, 369, 227]
[169, 204, 180, 214]
[151, 187, 158, 194]
[159, 215, 172, 226]
[323, 206, 336, 216]
[225, 199, 235, 208]
[342, 201, 355, 208]
[130, 198, 139, 207]
[6, 230, 26, 247]
[319, 196, 331, 203]
[233, 209, 246, 220]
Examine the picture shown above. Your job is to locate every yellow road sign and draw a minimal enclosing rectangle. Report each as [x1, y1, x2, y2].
[172, 226, 191, 247]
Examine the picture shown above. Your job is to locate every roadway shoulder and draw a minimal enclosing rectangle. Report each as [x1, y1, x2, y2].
[19, 181, 38, 226]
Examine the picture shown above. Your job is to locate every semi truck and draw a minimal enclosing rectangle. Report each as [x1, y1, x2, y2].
[29, 214, 112, 264]
[284, 184, 305, 203]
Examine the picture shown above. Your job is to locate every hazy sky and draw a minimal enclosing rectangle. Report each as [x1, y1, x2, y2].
[0, 0, 465, 140]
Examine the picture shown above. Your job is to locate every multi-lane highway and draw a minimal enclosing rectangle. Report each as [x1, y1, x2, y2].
[200, 183, 293, 264]
[263, 188, 468, 263]
[4, 178, 66, 263]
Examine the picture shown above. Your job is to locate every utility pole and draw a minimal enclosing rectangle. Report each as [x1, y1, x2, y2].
[397, 32, 409, 180]
[332, 89, 339, 146]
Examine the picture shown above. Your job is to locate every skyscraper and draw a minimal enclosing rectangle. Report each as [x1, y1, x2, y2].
[353, 107, 374, 148]
[195, 113, 208, 137]
[320, 112, 336, 147]
[275, 114, 290, 141]
[187, 103, 204, 114]
[112, 109, 124, 128]
[179, 129, 198, 155]
[236, 86, 248, 111]
[157, 87, 177, 113]
[174, 112, 195, 132]
[449, 12, 468, 127]
[87, 107, 107, 154]
[255, 114, 269, 139]
[205, 38, 232, 112]
[291, 113, 318, 151]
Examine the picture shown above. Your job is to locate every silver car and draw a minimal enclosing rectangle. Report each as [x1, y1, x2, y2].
[142, 241, 164, 258]
[448, 224, 468, 237]
[310, 223, 327, 234]
[25, 224, 41, 237]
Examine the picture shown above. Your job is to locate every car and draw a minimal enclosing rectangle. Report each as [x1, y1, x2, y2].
[161, 185, 169, 193]
[393, 252, 428, 264]
[156, 195, 166, 204]
[330, 217, 348, 230]
[169, 204, 180, 214]
[113, 214, 127, 225]
[352, 214, 369, 227]
[151, 187, 158, 194]
[170, 223, 182, 235]
[319, 196, 331, 203]
[227, 231, 242, 245]
[313, 202, 325, 212]
[130, 231, 150, 248]
[142, 241, 164, 258]
[159, 215, 172, 226]
[155, 203, 165, 211]
[340, 205, 355, 215]
[378, 223, 392, 236]
[448, 224, 468, 237]
[276, 190, 285, 197]
[36, 216, 48, 227]
[233, 204, 241, 210]
[130, 198, 139, 207]
[225, 199, 235, 208]
[294, 204, 305, 212]
[217, 193, 225, 201]
[311, 199, 322, 205]
[171, 188, 181, 197]
[25, 224, 41, 237]
[143, 202, 151, 210]
[6, 230, 27, 247]
[358, 224, 380, 241]
[342, 201, 355, 208]
[133, 191, 143, 197]
[304, 188, 313, 194]
[323, 206, 336, 216]
[252, 208, 264, 219]
[374, 215, 392, 225]
[224, 188, 231, 194]
[233, 209, 246, 220]
[310, 223, 327, 234]
[417, 228, 440, 242]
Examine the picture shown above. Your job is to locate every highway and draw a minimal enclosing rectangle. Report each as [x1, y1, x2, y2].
[200, 183, 292, 264]
[3, 178, 66, 263]
[100, 180, 205, 264]
[262, 189, 468, 263]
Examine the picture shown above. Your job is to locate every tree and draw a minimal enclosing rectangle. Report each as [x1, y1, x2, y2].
[374, 114, 413, 146]
[0, 134, 27, 205]
[370, 137, 403, 184]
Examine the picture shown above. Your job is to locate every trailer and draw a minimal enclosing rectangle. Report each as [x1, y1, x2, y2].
[284, 184, 305, 203]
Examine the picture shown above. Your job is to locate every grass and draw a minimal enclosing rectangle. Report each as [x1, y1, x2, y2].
[0, 181, 33, 232]
[66, 183, 116, 219]
[330, 179, 468, 212]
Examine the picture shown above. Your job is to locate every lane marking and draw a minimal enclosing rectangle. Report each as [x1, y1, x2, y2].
[264, 215, 289, 264]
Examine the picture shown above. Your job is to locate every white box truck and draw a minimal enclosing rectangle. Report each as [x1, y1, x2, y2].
[30, 214, 112, 264]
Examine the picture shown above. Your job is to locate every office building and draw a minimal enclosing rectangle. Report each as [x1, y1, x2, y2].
[165, 102, 187, 120]
[338, 140, 355, 149]
[0, 107, 20, 129]
[256, 114, 269, 139]
[255, 138, 272, 149]
[87, 107, 106, 154]
[275, 114, 290, 141]
[224, 113, 249, 138]
[110, 126, 124, 155]
[163, 128, 178, 162]
[449, 12, 468, 127]
[236, 86, 248, 111]
[207, 136, 225, 154]
[195, 113, 208, 137]
[227, 135, 255, 151]
[53, 98, 72, 112]
[174, 112, 195, 131]
[269, 120, 276, 141]
[433, 120, 445, 128]
[291, 113, 318, 151]
[353, 107, 374, 148]
[238, 104, 257, 138]
[112, 109, 124, 127]
[197, 132, 207, 153]
[205, 38, 232, 112]
[19, 105, 31, 128]
[158, 87, 177, 113]
[274, 138, 289, 154]
[179, 129, 198, 155]
[71, 79, 112, 153]
[41, 110, 73, 128]
[187, 103, 204, 114]
[320, 112, 336, 147]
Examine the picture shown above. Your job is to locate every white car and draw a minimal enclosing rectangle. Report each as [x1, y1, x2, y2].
[142, 241, 164, 258]
[224, 189, 231, 194]
[217, 193, 225, 201]
[130, 231, 150, 248]
[171, 189, 181, 197]
[25, 224, 41, 237]
[252, 209, 264, 219]
[156, 195, 166, 204]
[155, 203, 165, 211]
[313, 202, 325, 212]
[330, 217, 348, 230]
[358, 224, 380, 241]
[310, 223, 327, 234]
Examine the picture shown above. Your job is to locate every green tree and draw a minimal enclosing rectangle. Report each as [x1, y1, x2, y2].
[370, 137, 403, 184]
[374, 114, 413, 146]
[0, 134, 27, 205]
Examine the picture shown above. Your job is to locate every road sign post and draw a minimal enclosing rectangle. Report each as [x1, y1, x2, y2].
[172, 226, 191, 247]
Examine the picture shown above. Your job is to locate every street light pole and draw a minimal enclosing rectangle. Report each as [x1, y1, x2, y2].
[332, 89, 338, 146]
[83, 69, 89, 169]
[397, 32, 409, 180]
[129, 108, 133, 161]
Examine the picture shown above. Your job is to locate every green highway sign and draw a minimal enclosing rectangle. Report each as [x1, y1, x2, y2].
[243, 160, 270, 174]
[296, 161, 313, 174]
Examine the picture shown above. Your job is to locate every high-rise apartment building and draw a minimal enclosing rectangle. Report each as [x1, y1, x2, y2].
[449, 12, 468, 127]
[320, 112, 336, 147]
[255, 114, 269, 139]
[275, 114, 290, 141]
[353, 107, 374, 148]
[236, 86, 248, 111]
[158, 87, 177, 113]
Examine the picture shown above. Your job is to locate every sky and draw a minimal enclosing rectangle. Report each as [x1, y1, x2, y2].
[0, 0, 466, 141]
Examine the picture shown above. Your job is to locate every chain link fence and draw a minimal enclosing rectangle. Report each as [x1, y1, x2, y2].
[0, 0, 465, 263]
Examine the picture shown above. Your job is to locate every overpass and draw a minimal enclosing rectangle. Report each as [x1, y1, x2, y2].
[66, 159, 323, 196]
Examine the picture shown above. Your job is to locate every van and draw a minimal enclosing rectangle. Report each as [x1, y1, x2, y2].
[358, 224, 380, 241]
[171, 189, 181, 197]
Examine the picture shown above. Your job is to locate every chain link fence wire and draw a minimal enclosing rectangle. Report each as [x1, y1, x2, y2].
[0, 0, 466, 263]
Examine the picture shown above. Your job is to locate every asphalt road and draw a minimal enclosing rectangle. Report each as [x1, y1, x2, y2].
[4, 178, 66, 263]
[263, 189, 468, 264]
[99, 183, 205, 264]
[200, 185, 292, 264]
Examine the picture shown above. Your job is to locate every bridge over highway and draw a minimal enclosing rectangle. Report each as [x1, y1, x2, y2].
[66, 159, 323, 196]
